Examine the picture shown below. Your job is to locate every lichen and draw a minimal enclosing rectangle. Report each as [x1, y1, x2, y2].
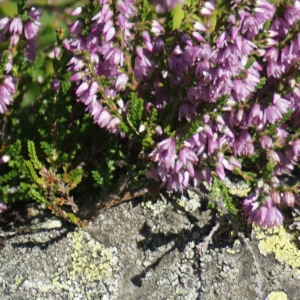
[203, 177, 251, 198]
[71, 231, 118, 281]
[266, 291, 288, 300]
[254, 226, 300, 270]
[52, 230, 118, 294]
[223, 177, 251, 198]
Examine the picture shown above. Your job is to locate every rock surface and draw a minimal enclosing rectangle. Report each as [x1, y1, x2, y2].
[0, 192, 298, 300]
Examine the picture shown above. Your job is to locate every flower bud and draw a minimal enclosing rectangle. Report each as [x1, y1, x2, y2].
[139, 124, 146, 133]
[271, 191, 281, 205]
[282, 191, 295, 207]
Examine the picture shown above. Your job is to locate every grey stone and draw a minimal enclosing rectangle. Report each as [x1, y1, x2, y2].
[0, 192, 298, 299]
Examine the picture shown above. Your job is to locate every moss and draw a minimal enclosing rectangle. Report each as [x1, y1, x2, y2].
[254, 226, 300, 270]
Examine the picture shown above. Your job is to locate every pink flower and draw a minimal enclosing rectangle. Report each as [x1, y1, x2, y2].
[53, 78, 60, 93]
[273, 93, 290, 114]
[146, 164, 159, 182]
[24, 20, 40, 40]
[216, 162, 226, 181]
[234, 130, 254, 156]
[271, 191, 281, 205]
[264, 105, 282, 124]
[9, 17, 23, 35]
[114, 74, 128, 91]
[282, 190, 295, 207]
[29, 7, 42, 20]
[72, 6, 83, 16]
[0, 201, 7, 213]
[293, 139, 300, 156]
[150, 138, 176, 171]
[248, 103, 264, 127]
[255, 198, 283, 228]
[260, 135, 273, 150]
[177, 147, 198, 176]
[244, 196, 283, 228]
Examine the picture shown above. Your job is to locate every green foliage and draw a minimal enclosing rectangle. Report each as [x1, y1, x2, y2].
[255, 77, 267, 91]
[127, 93, 144, 132]
[29, 188, 48, 204]
[64, 168, 83, 190]
[28, 141, 43, 169]
[140, 0, 153, 22]
[210, 177, 239, 215]
[92, 170, 104, 186]
[24, 160, 43, 186]
[30, 53, 46, 83]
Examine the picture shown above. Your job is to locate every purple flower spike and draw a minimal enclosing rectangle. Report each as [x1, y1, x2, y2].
[229, 156, 241, 169]
[72, 7, 83, 16]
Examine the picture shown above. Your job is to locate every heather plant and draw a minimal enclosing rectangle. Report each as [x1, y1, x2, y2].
[0, 0, 299, 230]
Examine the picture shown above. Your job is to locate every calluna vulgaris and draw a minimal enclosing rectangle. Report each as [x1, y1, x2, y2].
[0, 0, 300, 229]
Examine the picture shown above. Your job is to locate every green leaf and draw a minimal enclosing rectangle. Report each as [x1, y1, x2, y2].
[118, 121, 129, 134]
[67, 213, 82, 226]
[127, 93, 144, 130]
[0, 170, 18, 184]
[210, 177, 238, 215]
[66, 168, 83, 189]
[29, 189, 48, 204]
[140, 0, 150, 22]
[28, 141, 43, 169]
[24, 160, 43, 186]
[31, 52, 46, 82]
[40, 141, 53, 160]
[92, 170, 104, 186]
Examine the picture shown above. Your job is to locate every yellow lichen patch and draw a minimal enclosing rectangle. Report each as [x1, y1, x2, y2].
[69, 230, 117, 281]
[226, 248, 241, 254]
[223, 177, 251, 198]
[52, 230, 118, 291]
[266, 291, 288, 300]
[254, 226, 300, 270]
[226, 239, 241, 254]
[14, 275, 24, 286]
